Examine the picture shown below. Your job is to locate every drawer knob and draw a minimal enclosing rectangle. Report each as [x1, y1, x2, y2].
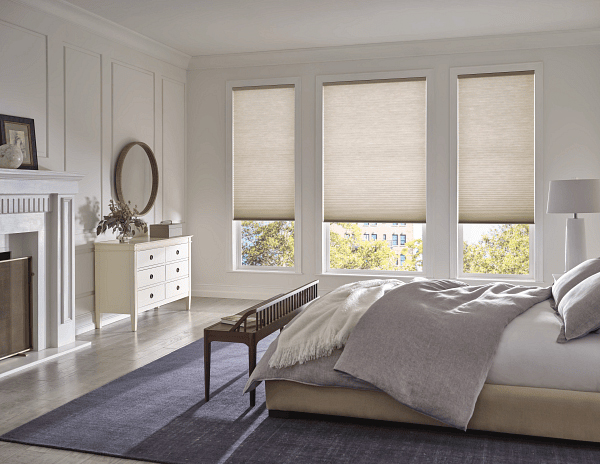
[150, 255, 154, 260]
[176, 268, 180, 273]
[176, 285, 180, 291]
[176, 250, 180, 255]
[150, 274, 153, 279]
[150, 293, 154, 298]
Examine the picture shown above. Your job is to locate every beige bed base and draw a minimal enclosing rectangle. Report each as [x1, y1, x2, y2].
[265, 380, 600, 443]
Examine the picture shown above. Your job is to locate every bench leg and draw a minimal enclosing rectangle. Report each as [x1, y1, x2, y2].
[249, 343, 257, 407]
[204, 338, 211, 402]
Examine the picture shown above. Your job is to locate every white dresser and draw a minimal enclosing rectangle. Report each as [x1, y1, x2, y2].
[94, 235, 192, 331]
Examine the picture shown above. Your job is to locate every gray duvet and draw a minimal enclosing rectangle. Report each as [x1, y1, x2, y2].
[246, 279, 551, 430]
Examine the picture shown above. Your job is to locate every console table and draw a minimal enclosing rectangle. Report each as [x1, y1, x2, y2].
[94, 235, 192, 331]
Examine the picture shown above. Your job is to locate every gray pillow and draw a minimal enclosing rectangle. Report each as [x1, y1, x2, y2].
[552, 258, 600, 309]
[556, 272, 600, 342]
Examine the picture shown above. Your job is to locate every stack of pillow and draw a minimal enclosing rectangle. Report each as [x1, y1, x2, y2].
[552, 257, 600, 343]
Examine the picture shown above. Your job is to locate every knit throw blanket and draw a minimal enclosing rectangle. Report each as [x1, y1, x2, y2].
[268, 279, 404, 369]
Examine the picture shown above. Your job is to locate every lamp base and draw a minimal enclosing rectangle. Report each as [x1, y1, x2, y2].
[565, 217, 586, 272]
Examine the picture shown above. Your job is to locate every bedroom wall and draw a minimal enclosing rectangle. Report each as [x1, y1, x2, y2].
[0, 0, 188, 333]
[187, 30, 600, 298]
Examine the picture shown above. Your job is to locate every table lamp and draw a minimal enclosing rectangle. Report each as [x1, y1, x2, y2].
[547, 178, 600, 271]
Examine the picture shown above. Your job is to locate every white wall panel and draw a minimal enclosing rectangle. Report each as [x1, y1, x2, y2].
[0, 3, 186, 334]
[0, 20, 47, 157]
[65, 45, 102, 234]
[162, 78, 186, 223]
[111, 62, 156, 224]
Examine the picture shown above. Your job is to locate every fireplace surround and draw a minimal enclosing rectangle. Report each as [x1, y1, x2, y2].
[0, 168, 90, 377]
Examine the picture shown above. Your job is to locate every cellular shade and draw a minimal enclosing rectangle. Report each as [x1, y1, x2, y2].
[233, 85, 295, 221]
[323, 78, 427, 223]
[458, 71, 535, 224]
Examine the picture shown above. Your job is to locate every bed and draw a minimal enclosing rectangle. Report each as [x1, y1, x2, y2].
[245, 263, 600, 443]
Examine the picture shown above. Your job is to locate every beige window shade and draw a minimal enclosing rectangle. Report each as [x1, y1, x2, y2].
[233, 85, 295, 221]
[458, 71, 535, 224]
[323, 78, 427, 223]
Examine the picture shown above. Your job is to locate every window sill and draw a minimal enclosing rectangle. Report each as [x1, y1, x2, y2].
[228, 268, 301, 275]
[456, 276, 545, 286]
[319, 269, 424, 279]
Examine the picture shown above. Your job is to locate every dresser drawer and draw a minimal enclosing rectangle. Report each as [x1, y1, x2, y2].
[166, 243, 188, 262]
[137, 265, 166, 288]
[138, 284, 165, 308]
[137, 247, 165, 268]
[166, 277, 189, 299]
[165, 261, 188, 281]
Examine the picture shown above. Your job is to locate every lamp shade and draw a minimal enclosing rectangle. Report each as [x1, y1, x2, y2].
[547, 179, 600, 214]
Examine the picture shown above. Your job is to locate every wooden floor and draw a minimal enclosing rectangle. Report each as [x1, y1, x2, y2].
[0, 296, 260, 464]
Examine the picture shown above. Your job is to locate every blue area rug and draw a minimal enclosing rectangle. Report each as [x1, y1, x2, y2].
[3, 333, 600, 463]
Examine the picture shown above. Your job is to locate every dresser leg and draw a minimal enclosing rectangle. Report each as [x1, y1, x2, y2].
[186, 294, 191, 311]
[94, 310, 101, 330]
[131, 313, 137, 332]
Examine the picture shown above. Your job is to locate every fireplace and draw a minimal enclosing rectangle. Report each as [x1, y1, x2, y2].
[0, 257, 32, 360]
[0, 168, 89, 377]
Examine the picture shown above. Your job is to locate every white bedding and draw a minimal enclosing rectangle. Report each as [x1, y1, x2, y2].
[488, 298, 600, 392]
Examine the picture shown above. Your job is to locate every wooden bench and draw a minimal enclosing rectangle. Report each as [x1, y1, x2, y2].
[204, 280, 319, 407]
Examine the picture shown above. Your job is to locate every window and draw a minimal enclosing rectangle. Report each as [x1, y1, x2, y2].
[320, 73, 428, 273]
[392, 234, 398, 246]
[329, 223, 423, 272]
[228, 79, 300, 270]
[400, 234, 406, 245]
[400, 223, 406, 226]
[392, 223, 399, 226]
[456, 69, 537, 277]
[400, 254, 406, 266]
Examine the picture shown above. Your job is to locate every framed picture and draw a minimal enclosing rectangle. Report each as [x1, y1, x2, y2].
[0, 114, 38, 170]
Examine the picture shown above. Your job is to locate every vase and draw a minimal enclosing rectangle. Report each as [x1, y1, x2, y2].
[0, 144, 23, 169]
[117, 225, 134, 243]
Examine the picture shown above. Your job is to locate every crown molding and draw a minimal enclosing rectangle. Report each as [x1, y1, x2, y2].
[189, 28, 600, 71]
[11, 0, 191, 69]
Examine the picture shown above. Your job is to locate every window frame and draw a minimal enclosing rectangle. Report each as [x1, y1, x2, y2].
[226, 77, 302, 273]
[449, 63, 544, 283]
[316, 68, 434, 278]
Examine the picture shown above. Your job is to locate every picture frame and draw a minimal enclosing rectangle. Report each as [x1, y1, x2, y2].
[0, 114, 38, 170]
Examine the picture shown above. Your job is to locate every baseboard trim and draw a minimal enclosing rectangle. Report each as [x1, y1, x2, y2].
[76, 306, 167, 334]
[76, 313, 130, 335]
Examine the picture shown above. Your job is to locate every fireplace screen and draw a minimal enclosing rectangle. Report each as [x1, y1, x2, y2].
[0, 257, 32, 360]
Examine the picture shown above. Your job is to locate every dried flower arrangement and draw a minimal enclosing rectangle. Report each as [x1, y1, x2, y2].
[96, 199, 148, 243]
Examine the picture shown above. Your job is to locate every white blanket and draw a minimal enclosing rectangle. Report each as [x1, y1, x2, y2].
[268, 279, 404, 369]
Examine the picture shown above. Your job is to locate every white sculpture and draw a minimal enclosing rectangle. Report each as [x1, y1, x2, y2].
[0, 143, 23, 169]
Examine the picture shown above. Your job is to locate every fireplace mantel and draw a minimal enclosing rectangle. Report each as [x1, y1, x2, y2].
[0, 168, 87, 375]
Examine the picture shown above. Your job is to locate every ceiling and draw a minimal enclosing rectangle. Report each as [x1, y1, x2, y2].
[63, 0, 600, 57]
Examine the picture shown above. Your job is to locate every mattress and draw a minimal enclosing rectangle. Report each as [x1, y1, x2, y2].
[249, 298, 600, 394]
[488, 298, 600, 392]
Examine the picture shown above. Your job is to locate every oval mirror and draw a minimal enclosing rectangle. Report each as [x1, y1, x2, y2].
[115, 141, 159, 216]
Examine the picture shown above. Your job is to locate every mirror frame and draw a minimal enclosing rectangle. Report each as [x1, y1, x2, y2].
[115, 141, 159, 216]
